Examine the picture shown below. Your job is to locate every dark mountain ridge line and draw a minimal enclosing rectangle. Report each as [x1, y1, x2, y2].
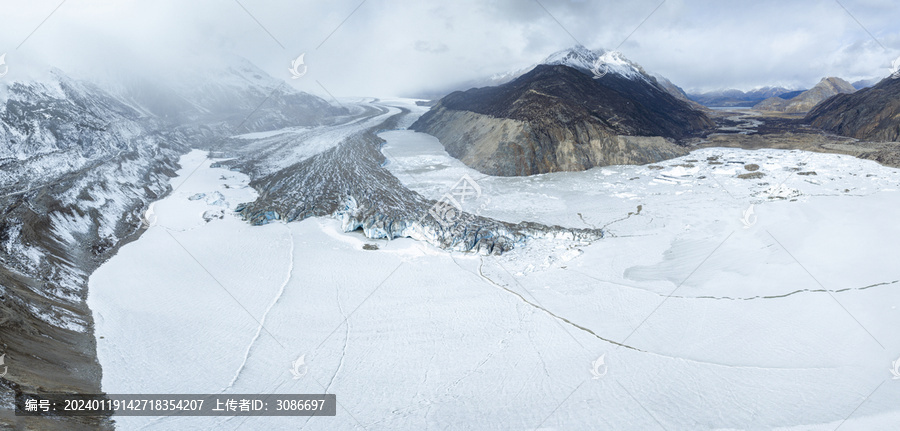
[228, 106, 603, 255]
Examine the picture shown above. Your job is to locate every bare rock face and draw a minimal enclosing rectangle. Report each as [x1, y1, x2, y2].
[418, 107, 688, 176]
[755, 77, 856, 113]
[412, 63, 714, 176]
[806, 76, 900, 143]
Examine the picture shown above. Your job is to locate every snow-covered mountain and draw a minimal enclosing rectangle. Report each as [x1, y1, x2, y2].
[542, 45, 651, 82]
[543, 46, 704, 109]
[0, 69, 184, 430]
[425, 46, 694, 104]
[0, 62, 346, 429]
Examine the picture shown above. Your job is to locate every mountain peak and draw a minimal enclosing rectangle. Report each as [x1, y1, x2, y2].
[541, 45, 598, 70]
[542, 46, 649, 81]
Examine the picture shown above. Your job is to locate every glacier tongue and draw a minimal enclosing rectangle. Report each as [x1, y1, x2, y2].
[228, 100, 602, 255]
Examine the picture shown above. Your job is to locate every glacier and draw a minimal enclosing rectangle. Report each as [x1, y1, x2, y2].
[88, 100, 900, 430]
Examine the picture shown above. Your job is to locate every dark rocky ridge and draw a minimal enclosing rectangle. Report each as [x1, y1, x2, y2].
[805, 76, 900, 143]
[411, 64, 715, 176]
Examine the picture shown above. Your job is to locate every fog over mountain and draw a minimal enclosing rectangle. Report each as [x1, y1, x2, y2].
[1, 0, 898, 97]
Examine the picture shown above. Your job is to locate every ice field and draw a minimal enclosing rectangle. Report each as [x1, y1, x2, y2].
[89, 109, 900, 429]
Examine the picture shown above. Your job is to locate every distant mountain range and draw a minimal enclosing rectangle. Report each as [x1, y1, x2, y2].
[687, 86, 805, 107]
[686, 76, 883, 108]
[754, 77, 856, 113]
[851, 77, 882, 90]
[411, 46, 714, 176]
[807, 76, 900, 143]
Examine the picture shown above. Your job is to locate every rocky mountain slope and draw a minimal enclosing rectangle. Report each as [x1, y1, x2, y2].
[411, 47, 715, 176]
[0, 64, 343, 429]
[806, 76, 900, 143]
[0, 71, 184, 430]
[755, 77, 855, 113]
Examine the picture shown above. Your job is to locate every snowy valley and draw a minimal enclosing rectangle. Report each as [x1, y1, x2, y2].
[84, 98, 900, 430]
[2, 5, 900, 429]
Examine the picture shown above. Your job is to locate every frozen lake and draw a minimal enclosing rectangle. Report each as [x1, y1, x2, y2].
[89, 102, 900, 429]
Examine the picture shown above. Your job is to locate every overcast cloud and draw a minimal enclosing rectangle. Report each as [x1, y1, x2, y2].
[1, 0, 899, 97]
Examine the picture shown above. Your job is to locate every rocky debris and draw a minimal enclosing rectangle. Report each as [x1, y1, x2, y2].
[737, 172, 766, 180]
[232, 109, 603, 255]
[203, 209, 225, 222]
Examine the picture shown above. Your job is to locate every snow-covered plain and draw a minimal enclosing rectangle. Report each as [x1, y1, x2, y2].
[90, 102, 900, 429]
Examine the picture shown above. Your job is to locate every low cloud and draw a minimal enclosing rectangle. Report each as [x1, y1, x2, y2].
[0, 0, 897, 97]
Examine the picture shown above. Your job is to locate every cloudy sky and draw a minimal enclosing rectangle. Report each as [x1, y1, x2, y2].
[1, 0, 899, 97]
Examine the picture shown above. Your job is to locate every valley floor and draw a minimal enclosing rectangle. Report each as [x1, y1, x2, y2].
[88, 100, 900, 430]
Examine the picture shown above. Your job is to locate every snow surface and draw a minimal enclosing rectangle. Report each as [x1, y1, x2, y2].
[480, 46, 655, 88]
[542, 46, 650, 82]
[90, 107, 900, 429]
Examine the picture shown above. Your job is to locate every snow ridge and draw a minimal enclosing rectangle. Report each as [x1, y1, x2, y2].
[541, 45, 652, 82]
